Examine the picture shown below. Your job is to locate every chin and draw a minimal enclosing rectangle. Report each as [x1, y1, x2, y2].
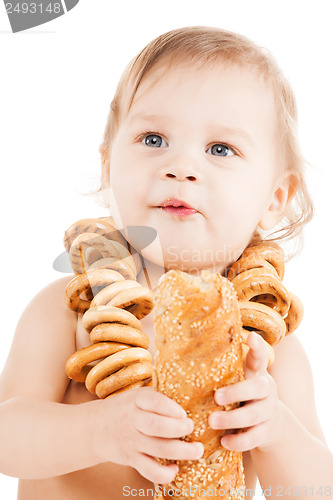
[169, 259, 227, 275]
[140, 241, 227, 275]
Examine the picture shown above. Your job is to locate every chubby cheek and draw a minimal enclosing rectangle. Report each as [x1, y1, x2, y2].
[208, 183, 263, 249]
[109, 167, 142, 226]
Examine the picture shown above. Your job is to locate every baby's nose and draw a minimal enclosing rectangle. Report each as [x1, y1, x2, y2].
[159, 154, 202, 182]
[164, 172, 197, 182]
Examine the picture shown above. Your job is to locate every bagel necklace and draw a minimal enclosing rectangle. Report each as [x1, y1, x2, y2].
[64, 216, 154, 398]
[63, 216, 304, 398]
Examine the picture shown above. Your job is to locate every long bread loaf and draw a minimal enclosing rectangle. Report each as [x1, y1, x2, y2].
[153, 270, 245, 499]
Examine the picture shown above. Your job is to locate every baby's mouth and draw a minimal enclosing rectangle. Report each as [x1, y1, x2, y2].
[158, 198, 198, 217]
[160, 206, 197, 216]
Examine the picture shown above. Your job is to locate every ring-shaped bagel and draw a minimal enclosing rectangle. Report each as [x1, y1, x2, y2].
[231, 268, 290, 317]
[239, 301, 287, 345]
[89, 322, 150, 349]
[84, 239, 137, 275]
[105, 378, 153, 397]
[284, 291, 304, 335]
[107, 287, 154, 320]
[82, 305, 143, 333]
[227, 255, 277, 281]
[85, 347, 152, 394]
[87, 257, 137, 281]
[93, 218, 143, 276]
[250, 293, 277, 308]
[65, 342, 130, 383]
[69, 233, 134, 275]
[91, 280, 141, 307]
[64, 268, 125, 313]
[63, 217, 127, 253]
[94, 360, 153, 398]
[241, 244, 285, 280]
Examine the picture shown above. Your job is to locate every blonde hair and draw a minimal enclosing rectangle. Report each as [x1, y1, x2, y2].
[95, 26, 314, 261]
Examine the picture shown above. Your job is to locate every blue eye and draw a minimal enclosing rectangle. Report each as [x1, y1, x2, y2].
[142, 134, 167, 148]
[208, 144, 234, 157]
[140, 134, 235, 155]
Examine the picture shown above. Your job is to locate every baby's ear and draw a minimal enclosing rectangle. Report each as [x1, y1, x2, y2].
[259, 170, 299, 230]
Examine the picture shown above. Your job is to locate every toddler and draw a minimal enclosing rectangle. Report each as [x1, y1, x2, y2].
[0, 26, 332, 500]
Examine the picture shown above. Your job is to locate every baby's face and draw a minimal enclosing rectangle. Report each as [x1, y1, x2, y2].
[108, 62, 280, 273]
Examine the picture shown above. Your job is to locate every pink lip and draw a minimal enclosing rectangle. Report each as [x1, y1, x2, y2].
[159, 198, 198, 217]
[160, 198, 196, 210]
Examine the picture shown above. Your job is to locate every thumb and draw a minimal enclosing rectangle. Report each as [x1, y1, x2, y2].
[244, 331, 269, 378]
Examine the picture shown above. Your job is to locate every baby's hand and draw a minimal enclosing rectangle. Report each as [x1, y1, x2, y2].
[94, 386, 204, 484]
[208, 331, 284, 452]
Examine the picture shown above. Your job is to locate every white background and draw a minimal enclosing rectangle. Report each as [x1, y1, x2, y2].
[0, 0, 332, 497]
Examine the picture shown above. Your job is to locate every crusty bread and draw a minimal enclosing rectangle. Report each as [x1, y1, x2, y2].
[153, 270, 245, 500]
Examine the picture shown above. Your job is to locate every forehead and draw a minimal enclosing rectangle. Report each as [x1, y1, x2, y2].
[124, 61, 277, 140]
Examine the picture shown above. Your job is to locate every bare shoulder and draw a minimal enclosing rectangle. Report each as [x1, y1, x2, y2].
[269, 333, 326, 442]
[269, 332, 313, 386]
[0, 275, 77, 403]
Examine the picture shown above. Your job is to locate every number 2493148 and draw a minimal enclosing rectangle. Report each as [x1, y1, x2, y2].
[5, 3, 62, 14]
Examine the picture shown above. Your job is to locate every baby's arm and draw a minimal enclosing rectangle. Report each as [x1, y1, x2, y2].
[0, 276, 102, 478]
[251, 334, 333, 494]
[210, 332, 333, 497]
[0, 277, 202, 482]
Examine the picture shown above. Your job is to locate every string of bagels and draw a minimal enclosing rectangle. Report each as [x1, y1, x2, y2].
[64, 216, 303, 399]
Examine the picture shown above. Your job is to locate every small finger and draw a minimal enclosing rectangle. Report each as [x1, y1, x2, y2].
[209, 399, 271, 430]
[245, 332, 269, 377]
[135, 387, 187, 418]
[137, 435, 204, 461]
[214, 375, 271, 406]
[133, 452, 179, 484]
[133, 410, 194, 438]
[221, 422, 269, 452]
